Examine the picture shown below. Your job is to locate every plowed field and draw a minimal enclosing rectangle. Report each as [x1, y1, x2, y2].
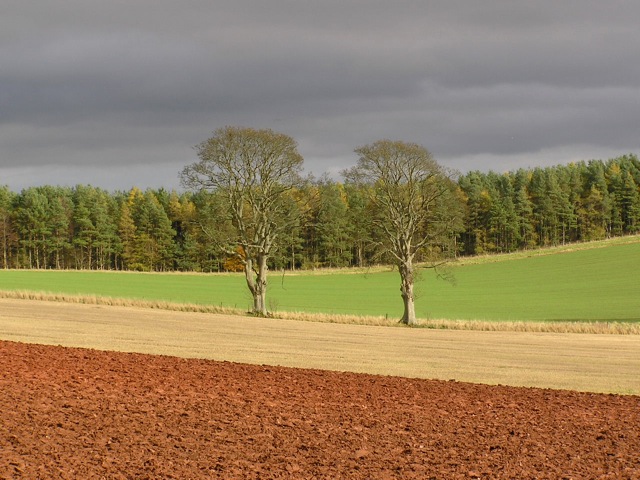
[1, 340, 639, 479]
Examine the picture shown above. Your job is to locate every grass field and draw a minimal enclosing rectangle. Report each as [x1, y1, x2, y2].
[1, 237, 639, 324]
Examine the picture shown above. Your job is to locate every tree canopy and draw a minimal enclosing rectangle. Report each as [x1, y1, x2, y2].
[0, 154, 638, 281]
[344, 140, 463, 324]
[181, 126, 305, 315]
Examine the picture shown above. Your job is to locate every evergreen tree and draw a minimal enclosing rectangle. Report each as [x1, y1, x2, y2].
[583, 160, 613, 238]
[548, 167, 576, 245]
[143, 190, 176, 271]
[117, 197, 137, 270]
[580, 185, 608, 240]
[14, 188, 51, 268]
[487, 173, 519, 252]
[343, 183, 373, 267]
[512, 169, 536, 248]
[0, 186, 16, 269]
[269, 186, 309, 270]
[72, 186, 98, 268]
[620, 170, 640, 233]
[529, 168, 554, 245]
[92, 189, 119, 270]
[124, 189, 176, 271]
[316, 180, 353, 267]
[607, 160, 626, 236]
[46, 187, 72, 269]
[168, 191, 200, 271]
[189, 190, 234, 272]
[458, 171, 492, 254]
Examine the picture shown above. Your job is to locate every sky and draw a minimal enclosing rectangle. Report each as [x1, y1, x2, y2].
[2, 0, 640, 192]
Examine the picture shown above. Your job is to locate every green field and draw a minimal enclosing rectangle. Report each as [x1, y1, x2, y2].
[1, 239, 640, 323]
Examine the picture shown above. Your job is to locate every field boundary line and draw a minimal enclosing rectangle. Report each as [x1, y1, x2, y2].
[1, 289, 638, 335]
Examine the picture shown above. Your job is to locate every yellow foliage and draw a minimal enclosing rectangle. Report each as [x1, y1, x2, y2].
[223, 245, 246, 272]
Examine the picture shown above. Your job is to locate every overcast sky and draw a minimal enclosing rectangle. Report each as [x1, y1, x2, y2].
[2, 1, 640, 191]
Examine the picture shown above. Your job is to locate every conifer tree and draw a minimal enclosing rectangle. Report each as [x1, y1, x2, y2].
[117, 195, 137, 270]
[0, 186, 16, 269]
[316, 180, 353, 267]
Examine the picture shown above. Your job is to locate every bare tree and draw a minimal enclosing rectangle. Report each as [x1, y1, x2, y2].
[344, 140, 462, 325]
[181, 126, 304, 316]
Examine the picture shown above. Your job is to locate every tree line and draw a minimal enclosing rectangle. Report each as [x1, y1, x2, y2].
[458, 154, 640, 254]
[1, 155, 639, 273]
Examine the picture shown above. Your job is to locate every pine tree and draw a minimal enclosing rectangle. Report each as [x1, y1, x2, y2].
[168, 191, 200, 271]
[580, 185, 608, 240]
[488, 174, 519, 252]
[117, 195, 137, 270]
[584, 160, 613, 238]
[46, 187, 72, 269]
[0, 186, 16, 269]
[91, 189, 119, 270]
[344, 183, 373, 267]
[316, 180, 353, 267]
[512, 169, 536, 248]
[620, 170, 640, 233]
[142, 190, 176, 271]
[458, 171, 492, 254]
[14, 188, 52, 269]
[72, 186, 98, 268]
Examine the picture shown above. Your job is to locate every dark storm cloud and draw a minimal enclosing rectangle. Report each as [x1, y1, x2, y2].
[1, 0, 640, 189]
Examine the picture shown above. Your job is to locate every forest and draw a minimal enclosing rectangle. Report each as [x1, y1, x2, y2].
[1, 154, 639, 272]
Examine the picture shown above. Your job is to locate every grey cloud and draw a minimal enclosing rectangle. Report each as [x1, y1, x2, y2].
[1, 0, 640, 189]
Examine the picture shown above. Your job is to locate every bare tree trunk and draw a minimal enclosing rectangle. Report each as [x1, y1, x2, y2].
[399, 260, 417, 325]
[255, 254, 268, 316]
[254, 289, 267, 315]
[291, 242, 296, 271]
[244, 255, 269, 316]
[2, 222, 7, 269]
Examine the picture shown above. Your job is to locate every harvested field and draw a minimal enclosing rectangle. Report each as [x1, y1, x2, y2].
[1, 340, 639, 479]
[2, 299, 640, 395]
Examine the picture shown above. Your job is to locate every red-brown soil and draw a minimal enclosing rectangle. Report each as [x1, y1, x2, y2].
[1, 340, 639, 479]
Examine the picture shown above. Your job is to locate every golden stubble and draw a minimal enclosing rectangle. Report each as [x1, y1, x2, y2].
[1, 298, 638, 395]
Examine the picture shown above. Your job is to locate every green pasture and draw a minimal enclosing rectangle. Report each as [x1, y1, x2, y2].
[1, 240, 639, 322]
[262, 240, 640, 322]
